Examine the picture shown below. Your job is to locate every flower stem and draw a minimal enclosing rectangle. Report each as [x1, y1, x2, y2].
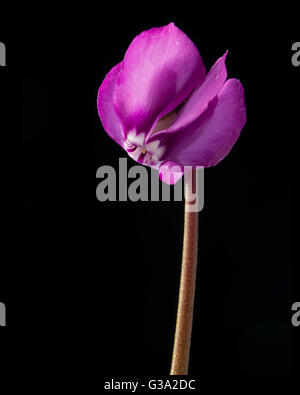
[170, 170, 198, 375]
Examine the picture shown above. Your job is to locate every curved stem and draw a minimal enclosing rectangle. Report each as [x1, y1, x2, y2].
[170, 170, 198, 375]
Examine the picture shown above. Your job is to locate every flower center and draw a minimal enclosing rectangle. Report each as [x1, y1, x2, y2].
[124, 102, 185, 167]
[124, 131, 165, 166]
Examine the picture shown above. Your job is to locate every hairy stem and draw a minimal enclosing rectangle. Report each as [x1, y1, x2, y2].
[170, 170, 198, 375]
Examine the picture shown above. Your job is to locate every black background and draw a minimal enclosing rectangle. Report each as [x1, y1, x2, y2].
[1, 1, 299, 386]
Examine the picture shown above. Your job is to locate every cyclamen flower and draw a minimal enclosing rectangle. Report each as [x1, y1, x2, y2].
[97, 23, 246, 184]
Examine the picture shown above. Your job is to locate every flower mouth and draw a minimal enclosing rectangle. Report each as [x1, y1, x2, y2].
[124, 134, 166, 167]
[123, 99, 189, 167]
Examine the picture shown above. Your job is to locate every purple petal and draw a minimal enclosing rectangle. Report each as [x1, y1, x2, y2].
[113, 23, 205, 141]
[97, 62, 124, 146]
[165, 78, 246, 167]
[159, 161, 183, 185]
[147, 51, 228, 143]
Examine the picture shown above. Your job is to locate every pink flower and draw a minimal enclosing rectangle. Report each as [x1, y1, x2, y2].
[97, 23, 246, 184]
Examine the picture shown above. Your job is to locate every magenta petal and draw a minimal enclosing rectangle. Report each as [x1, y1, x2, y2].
[113, 23, 205, 139]
[148, 51, 228, 143]
[166, 78, 246, 167]
[159, 160, 183, 185]
[97, 62, 124, 146]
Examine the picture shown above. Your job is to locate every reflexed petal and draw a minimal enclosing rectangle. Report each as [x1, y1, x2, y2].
[159, 160, 183, 185]
[165, 78, 246, 167]
[147, 51, 228, 143]
[114, 23, 205, 140]
[97, 62, 124, 146]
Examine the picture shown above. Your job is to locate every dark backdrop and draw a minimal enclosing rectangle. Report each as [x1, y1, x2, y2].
[2, 1, 298, 385]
